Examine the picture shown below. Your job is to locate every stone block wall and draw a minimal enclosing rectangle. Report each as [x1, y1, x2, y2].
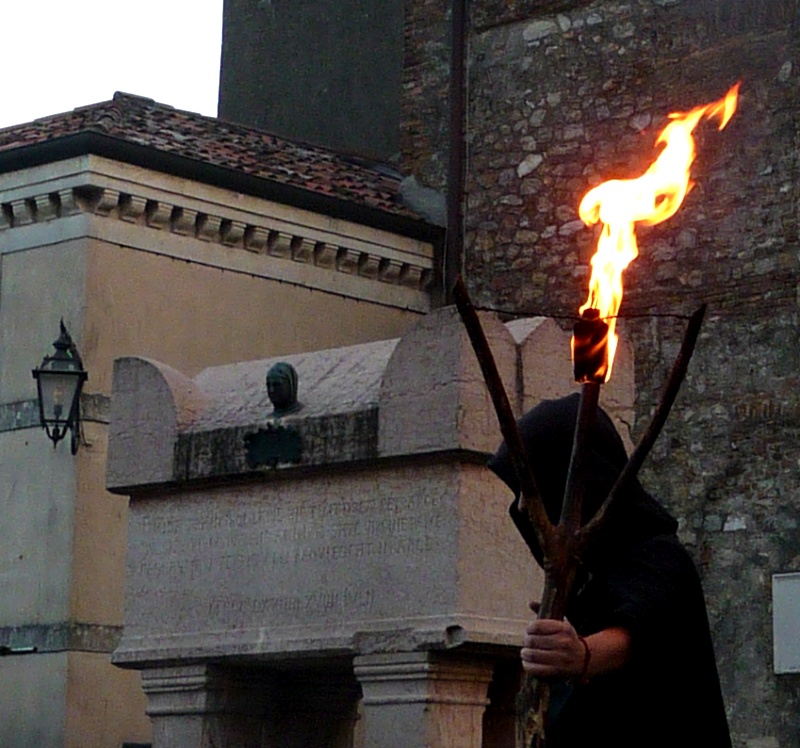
[402, 0, 800, 745]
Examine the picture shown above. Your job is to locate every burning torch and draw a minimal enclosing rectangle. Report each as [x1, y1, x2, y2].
[454, 82, 740, 747]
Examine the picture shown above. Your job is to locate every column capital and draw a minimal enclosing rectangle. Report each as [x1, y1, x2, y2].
[354, 652, 495, 748]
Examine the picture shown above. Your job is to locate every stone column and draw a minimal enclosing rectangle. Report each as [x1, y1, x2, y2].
[354, 652, 494, 748]
[140, 665, 269, 748]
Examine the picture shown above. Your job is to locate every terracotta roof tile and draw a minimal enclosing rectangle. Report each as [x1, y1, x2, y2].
[0, 92, 419, 221]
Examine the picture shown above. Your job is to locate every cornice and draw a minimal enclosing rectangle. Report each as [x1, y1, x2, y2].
[0, 395, 109, 434]
[0, 157, 436, 312]
[0, 621, 122, 654]
[0, 131, 438, 240]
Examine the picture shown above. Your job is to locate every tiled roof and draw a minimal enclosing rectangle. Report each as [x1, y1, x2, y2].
[0, 92, 420, 221]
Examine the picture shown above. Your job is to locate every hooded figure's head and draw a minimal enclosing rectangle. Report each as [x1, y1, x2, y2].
[488, 394, 677, 567]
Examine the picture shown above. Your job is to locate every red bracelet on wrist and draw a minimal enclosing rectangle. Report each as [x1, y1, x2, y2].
[577, 635, 591, 685]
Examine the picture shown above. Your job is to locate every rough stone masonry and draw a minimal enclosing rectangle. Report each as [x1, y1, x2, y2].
[401, 1, 800, 746]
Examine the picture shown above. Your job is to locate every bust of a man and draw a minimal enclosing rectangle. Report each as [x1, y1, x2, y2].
[266, 362, 302, 416]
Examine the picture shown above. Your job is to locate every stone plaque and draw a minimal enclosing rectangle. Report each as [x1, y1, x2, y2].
[122, 464, 461, 657]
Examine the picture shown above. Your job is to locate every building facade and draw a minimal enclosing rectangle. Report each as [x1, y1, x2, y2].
[0, 92, 438, 747]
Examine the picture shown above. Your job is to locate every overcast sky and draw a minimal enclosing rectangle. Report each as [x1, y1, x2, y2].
[0, 0, 223, 129]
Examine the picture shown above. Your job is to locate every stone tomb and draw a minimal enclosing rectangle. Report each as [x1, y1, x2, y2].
[107, 307, 633, 748]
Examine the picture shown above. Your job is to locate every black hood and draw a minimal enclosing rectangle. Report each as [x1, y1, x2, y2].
[488, 394, 678, 568]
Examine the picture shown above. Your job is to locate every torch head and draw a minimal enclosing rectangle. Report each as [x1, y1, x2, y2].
[572, 308, 609, 384]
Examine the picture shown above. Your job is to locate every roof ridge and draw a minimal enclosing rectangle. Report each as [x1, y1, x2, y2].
[109, 91, 335, 159]
[0, 93, 431, 228]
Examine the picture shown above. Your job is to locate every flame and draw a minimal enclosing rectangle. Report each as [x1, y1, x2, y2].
[575, 83, 740, 381]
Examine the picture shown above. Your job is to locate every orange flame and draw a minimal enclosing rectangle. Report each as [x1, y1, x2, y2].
[576, 83, 740, 381]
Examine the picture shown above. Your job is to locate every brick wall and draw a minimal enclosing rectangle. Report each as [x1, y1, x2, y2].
[402, 1, 800, 744]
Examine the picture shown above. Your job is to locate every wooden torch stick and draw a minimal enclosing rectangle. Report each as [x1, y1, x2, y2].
[519, 380, 601, 748]
[452, 276, 601, 745]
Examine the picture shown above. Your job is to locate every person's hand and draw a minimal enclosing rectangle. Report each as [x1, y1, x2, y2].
[522, 602, 632, 681]
[521, 601, 587, 681]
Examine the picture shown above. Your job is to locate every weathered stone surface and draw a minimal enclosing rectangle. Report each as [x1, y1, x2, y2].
[174, 411, 380, 481]
[106, 304, 576, 746]
[114, 461, 537, 667]
[110, 304, 581, 487]
[379, 306, 517, 456]
[192, 338, 399, 431]
[474, 0, 597, 31]
[355, 653, 493, 748]
[107, 358, 207, 490]
[110, 311, 558, 671]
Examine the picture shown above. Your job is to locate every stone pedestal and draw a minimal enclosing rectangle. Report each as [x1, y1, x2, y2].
[354, 653, 494, 748]
[107, 306, 634, 747]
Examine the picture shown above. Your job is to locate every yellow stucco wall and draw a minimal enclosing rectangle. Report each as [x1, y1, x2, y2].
[65, 652, 149, 748]
[1, 177, 428, 746]
[82, 237, 422, 392]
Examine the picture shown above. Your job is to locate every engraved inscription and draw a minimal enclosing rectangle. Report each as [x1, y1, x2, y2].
[208, 588, 375, 620]
[128, 466, 456, 632]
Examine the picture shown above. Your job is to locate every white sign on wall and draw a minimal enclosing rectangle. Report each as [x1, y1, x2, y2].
[773, 572, 800, 674]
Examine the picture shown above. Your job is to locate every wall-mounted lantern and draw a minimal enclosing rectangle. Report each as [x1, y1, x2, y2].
[31, 321, 87, 454]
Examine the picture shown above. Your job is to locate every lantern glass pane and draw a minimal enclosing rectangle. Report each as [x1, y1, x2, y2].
[37, 369, 81, 426]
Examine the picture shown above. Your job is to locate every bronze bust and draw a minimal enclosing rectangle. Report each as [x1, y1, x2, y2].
[266, 362, 302, 416]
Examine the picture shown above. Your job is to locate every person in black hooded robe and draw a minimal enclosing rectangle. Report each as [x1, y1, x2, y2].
[488, 394, 731, 748]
